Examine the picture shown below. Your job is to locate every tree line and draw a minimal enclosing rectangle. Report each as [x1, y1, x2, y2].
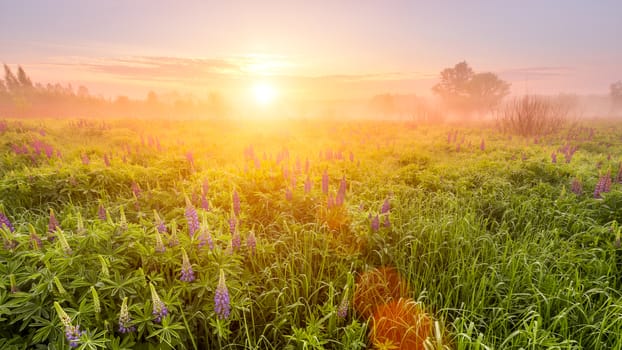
[0, 64, 229, 119]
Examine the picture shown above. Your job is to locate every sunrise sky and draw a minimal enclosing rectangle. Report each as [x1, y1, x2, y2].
[1, 0, 621, 101]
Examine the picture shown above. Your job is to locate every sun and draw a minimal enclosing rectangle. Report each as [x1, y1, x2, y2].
[252, 82, 278, 106]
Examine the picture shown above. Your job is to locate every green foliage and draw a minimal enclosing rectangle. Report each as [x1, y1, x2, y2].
[1, 117, 622, 348]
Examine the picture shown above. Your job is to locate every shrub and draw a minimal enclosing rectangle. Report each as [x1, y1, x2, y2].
[495, 95, 573, 137]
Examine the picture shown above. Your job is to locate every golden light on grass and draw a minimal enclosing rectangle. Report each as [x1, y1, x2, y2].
[353, 266, 410, 319]
[252, 82, 278, 106]
[370, 298, 433, 350]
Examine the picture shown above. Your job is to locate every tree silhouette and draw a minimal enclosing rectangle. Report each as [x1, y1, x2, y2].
[433, 61, 510, 115]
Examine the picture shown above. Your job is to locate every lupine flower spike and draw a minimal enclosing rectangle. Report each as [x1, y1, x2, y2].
[54, 302, 85, 348]
[180, 248, 196, 282]
[185, 196, 199, 238]
[0, 212, 15, 232]
[118, 297, 136, 333]
[29, 224, 42, 250]
[49, 208, 60, 241]
[232, 190, 241, 217]
[198, 216, 214, 250]
[247, 230, 256, 255]
[214, 269, 231, 319]
[90, 286, 101, 313]
[168, 219, 179, 247]
[337, 286, 349, 319]
[150, 284, 168, 323]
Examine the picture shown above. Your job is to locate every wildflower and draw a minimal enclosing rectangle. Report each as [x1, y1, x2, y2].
[214, 269, 231, 319]
[30, 230, 42, 250]
[0, 212, 14, 232]
[202, 178, 210, 194]
[383, 215, 391, 229]
[551, 152, 557, 163]
[154, 211, 167, 234]
[90, 286, 101, 313]
[186, 151, 194, 168]
[322, 170, 329, 194]
[337, 287, 349, 319]
[48, 208, 60, 240]
[198, 216, 214, 250]
[232, 190, 241, 216]
[180, 248, 196, 282]
[304, 176, 312, 194]
[616, 162, 622, 183]
[54, 302, 85, 348]
[131, 182, 141, 198]
[81, 153, 90, 165]
[201, 193, 210, 211]
[381, 198, 391, 215]
[231, 228, 241, 251]
[150, 284, 168, 323]
[168, 221, 179, 247]
[103, 153, 110, 167]
[98, 255, 110, 278]
[56, 229, 72, 255]
[338, 176, 347, 199]
[247, 230, 256, 255]
[480, 138, 485, 151]
[97, 203, 107, 221]
[371, 215, 380, 232]
[571, 177, 583, 195]
[228, 217, 237, 235]
[285, 188, 293, 201]
[154, 230, 166, 253]
[185, 202, 200, 238]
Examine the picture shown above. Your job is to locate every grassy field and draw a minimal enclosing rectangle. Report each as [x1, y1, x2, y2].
[1, 117, 622, 349]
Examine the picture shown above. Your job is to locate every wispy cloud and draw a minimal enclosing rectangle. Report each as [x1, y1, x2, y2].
[500, 66, 574, 80]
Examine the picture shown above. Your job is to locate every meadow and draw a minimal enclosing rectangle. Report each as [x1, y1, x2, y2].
[1, 117, 622, 349]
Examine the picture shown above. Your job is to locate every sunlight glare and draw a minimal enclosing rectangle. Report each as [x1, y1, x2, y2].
[252, 82, 278, 106]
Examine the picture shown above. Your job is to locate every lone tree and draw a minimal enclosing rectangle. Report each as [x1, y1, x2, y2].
[611, 81, 622, 112]
[432, 61, 510, 116]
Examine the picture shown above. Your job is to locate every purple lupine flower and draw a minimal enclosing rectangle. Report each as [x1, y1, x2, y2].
[338, 176, 347, 198]
[571, 177, 583, 195]
[480, 138, 485, 151]
[381, 198, 391, 215]
[168, 221, 179, 247]
[65, 324, 86, 348]
[322, 170, 329, 194]
[247, 231, 256, 255]
[594, 173, 611, 199]
[551, 152, 557, 164]
[180, 248, 195, 282]
[81, 153, 90, 165]
[335, 192, 344, 206]
[285, 188, 293, 201]
[201, 193, 210, 211]
[304, 176, 312, 194]
[118, 297, 136, 333]
[327, 195, 335, 209]
[337, 288, 349, 319]
[0, 212, 14, 232]
[97, 204, 107, 221]
[232, 191, 241, 216]
[48, 209, 59, 241]
[371, 215, 380, 232]
[228, 217, 237, 235]
[103, 153, 110, 167]
[185, 203, 200, 238]
[231, 229, 241, 251]
[214, 269, 231, 319]
[383, 215, 391, 229]
[44, 144, 54, 159]
[131, 182, 141, 198]
[30, 232, 42, 250]
[150, 284, 169, 323]
[616, 162, 622, 184]
[186, 151, 194, 168]
[155, 230, 166, 253]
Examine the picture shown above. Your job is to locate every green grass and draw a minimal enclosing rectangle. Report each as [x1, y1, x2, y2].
[1, 117, 622, 349]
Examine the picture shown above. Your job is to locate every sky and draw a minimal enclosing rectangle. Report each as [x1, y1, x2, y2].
[1, 0, 621, 101]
